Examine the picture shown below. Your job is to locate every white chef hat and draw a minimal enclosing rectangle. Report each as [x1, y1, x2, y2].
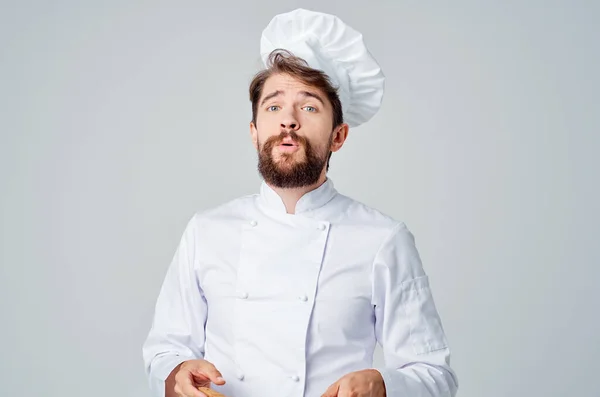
[260, 8, 385, 128]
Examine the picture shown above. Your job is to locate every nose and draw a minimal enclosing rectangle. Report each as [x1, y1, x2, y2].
[280, 110, 300, 131]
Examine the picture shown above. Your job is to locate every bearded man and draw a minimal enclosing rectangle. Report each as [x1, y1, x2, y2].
[143, 8, 458, 397]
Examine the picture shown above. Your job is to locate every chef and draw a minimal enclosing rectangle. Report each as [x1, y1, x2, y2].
[143, 8, 459, 397]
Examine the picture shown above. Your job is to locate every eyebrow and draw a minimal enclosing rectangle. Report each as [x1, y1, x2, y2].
[299, 90, 325, 107]
[259, 90, 326, 107]
[260, 90, 283, 107]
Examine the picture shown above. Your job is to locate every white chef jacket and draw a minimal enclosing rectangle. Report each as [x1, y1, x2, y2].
[142, 178, 458, 397]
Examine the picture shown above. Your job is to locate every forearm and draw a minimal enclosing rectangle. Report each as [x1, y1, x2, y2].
[372, 223, 459, 397]
[143, 214, 207, 396]
[377, 360, 458, 397]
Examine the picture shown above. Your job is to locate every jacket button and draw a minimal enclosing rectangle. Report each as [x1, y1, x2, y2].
[290, 375, 300, 382]
[238, 291, 249, 299]
[237, 372, 245, 381]
[299, 295, 308, 302]
[249, 220, 258, 227]
[318, 223, 326, 231]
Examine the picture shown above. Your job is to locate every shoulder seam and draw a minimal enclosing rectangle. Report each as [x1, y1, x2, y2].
[372, 221, 406, 268]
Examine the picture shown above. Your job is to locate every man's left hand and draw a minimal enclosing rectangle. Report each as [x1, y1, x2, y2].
[321, 369, 386, 397]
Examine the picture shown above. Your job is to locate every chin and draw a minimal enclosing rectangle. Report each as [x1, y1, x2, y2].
[274, 160, 296, 170]
[274, 151, 306, 163]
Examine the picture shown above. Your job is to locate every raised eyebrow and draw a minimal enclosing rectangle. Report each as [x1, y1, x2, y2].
[299, 91, 325, 107]
[260, 90, 283, 107]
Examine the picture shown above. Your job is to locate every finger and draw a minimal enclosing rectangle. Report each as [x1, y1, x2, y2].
[174, 383, 182, 396]
[194, 362, 226, 385]
[179, 372, 205, 397]
[191, 375, 212, 388]
[181, 382, 204, 397]
[337, 382, 355, 397]
[321, 382, 340, 397]
[191, 369, 225, 386]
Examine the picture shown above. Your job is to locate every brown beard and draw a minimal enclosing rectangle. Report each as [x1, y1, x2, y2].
[257, 130, 330, 188]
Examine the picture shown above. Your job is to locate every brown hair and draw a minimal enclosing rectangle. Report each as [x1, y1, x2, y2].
[249, 49, 344, 129]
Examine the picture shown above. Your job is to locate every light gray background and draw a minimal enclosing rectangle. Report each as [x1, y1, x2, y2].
[1, 1, 598, 396]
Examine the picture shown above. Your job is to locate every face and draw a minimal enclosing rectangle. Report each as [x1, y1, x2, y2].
[250, 73, 348, 188]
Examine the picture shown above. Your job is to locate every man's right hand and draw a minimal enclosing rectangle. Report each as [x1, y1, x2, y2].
[166, 359, 226, 397]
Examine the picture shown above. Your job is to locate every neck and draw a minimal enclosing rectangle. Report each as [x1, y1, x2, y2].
[267, 169, 328, 214]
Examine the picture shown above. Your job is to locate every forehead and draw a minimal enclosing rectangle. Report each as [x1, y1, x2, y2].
[261, 73, 327, 98]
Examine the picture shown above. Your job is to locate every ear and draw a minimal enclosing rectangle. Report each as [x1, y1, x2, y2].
[250, 121, 258, 151]
[330, 123, 349, 153]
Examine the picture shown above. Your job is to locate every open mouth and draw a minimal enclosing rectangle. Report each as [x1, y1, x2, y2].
[277, 141, 300, 153]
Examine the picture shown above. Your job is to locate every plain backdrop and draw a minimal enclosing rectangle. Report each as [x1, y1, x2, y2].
[1, 1, 598, 396]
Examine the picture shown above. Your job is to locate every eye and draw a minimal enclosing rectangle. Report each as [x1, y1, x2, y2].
[266, 105, 280, 112]
[303, 106, 317, 112]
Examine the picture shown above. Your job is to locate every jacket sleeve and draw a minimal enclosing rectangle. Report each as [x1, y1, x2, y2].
[372, 222, 459, 397]
[142, 214, 207, 397]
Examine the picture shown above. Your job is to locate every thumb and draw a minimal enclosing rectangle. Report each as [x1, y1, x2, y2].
[194, 362, 226, 385]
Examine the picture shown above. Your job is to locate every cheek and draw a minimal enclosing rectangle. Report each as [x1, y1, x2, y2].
[307, 133, 333, 151]
[258, 132, 278, 148]
[298, 115, 331, 137]
[301, 110, 332, 126]
[255, 117, 280, 139]
[256, 111, 279, 128]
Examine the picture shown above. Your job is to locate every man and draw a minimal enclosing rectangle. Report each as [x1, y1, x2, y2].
[143, 8, 458, 397]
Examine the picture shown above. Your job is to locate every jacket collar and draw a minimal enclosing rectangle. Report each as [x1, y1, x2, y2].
[258, 178, 338, 215]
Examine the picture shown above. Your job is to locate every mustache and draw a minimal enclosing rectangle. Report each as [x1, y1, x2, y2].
[263, 130, 308, 147]
[277, 130, 302, 142]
